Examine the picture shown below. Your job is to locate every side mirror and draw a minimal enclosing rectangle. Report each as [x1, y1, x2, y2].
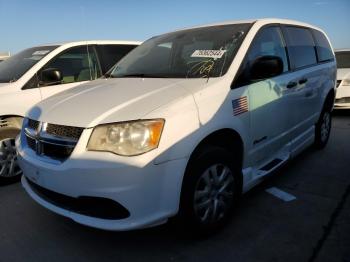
[250, 55, 283, 81]
[40, 68, 62, 86]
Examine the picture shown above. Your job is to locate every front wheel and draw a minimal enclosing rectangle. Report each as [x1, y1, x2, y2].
[178, 146, 242, 234]
[0, 138, 22, 184]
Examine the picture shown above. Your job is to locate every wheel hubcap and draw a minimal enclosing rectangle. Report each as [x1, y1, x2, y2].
[0, 138, 22, 178]
[320, 112, 331, 142]
[194, 164, 234, 224]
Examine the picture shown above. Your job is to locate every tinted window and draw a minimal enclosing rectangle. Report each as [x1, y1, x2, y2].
[96, 45, 137, 73]
[235, 26, 288, 87]
[312, 29, 334, 62]
[0, 46, 58, 83]
[335, 51, 350, 68]
[284, 27, 317, 69]
[40, 45, 101, 86]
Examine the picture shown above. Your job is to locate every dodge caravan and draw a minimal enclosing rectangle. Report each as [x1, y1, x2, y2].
[0, 40, 140, 182]
[18, 19, 336, 233]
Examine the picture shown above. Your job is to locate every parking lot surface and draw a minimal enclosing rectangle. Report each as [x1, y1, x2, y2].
[0, 112, 349, 262]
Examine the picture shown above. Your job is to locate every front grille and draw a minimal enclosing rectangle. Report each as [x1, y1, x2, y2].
[335, 97, 350, 104]
[336, 80, 341, 88]
[28, 119, 40, 131]
[46, 123, 83, 140]
[24, 119, 84, 162]
[26, 135, 36, 151]
[41, 143, 75, 160]
[26, 178, 130, 220]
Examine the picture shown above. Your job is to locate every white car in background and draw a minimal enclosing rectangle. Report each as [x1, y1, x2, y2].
[0, 40, 140, 183]
[18, 19, 336, 233]
[0, 52, 10, 62]
[335, 49, 350, 109]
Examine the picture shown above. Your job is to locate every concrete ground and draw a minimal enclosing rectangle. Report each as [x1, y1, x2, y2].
[0, 112, 349, 262]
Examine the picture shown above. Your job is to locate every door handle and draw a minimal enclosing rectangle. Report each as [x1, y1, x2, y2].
[299, 78, 308, 85]
[286, 81, 297, 89]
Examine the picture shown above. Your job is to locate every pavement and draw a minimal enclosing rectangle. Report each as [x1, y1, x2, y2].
[0, 111, 349, 262]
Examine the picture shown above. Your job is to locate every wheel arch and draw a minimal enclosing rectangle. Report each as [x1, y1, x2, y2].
[188, 128, 244, 168]
[181, 128, 245, 197]
[324, 88, 335, 111]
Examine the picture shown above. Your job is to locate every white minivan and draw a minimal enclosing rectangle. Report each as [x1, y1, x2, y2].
[334, 49, 350, 109]
[0, 40, 140, 182]
[18, 19, 336, 233]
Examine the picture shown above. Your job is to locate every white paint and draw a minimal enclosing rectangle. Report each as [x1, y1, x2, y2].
[266, 187, 296, 202]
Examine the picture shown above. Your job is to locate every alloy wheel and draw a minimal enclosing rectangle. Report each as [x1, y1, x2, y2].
[0, 138, 22, 178]
[193, 164, 234, 224]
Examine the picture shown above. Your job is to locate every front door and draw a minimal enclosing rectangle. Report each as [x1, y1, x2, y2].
[38, 45, 102, 100]
[234, 26, 293, 167]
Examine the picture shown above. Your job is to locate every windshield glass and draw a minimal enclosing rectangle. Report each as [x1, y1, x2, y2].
[335, 51, 350, 68]
[110, 23, 252, 79]
[0, 46, 58, 83]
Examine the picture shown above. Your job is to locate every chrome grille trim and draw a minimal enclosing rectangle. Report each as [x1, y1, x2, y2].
[46, 123, 83, 140]
[23, 118, 84, 161]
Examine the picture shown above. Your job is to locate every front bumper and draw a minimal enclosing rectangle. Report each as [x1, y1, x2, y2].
[335, 84, 350, 109]
[18, 135, 188, 231]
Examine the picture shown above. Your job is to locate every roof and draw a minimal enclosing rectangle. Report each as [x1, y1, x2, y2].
[168, 18, 323, 34]
[35, 40, 142, 48]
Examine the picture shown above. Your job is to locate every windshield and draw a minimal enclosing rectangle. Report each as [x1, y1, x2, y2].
[335, 51, 350, 68]
[110, 23, 252, 79]
[0, 46, 58, 83]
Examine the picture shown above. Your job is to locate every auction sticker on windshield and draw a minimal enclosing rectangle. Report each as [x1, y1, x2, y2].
[191, 50, 227, 60]
[32, 50, 50, 56]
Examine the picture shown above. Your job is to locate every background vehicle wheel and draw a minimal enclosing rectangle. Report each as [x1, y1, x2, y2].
[178, 146, 242, 235]
[314, 103, 332, 149]
[0, 138, 22, 185]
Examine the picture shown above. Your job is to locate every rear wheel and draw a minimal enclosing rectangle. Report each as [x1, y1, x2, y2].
[178, 146, 242, 234]
[314, 102, 332, 149]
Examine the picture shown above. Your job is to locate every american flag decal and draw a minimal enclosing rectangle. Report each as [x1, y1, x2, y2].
[232, 96, 248, 116]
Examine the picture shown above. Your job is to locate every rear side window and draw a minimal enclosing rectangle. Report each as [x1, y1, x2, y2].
[312, 29, 334, 62]
[284, 27, 317, 69]
[96, 45, 137, 73]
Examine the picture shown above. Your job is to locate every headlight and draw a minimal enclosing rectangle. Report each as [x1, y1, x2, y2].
[87, 119, 165, 156]
[342, 79, 350, 86]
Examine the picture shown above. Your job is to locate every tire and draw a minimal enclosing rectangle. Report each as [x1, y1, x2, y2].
[0, 129, 22, 185]
[178, 146, 242, 235]
[314, 102, 332, 149]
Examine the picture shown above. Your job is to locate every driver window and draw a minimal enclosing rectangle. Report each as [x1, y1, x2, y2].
[248, 27, 288, 73]
[39, 45, 101, 86]
[235, 26, 288, 87]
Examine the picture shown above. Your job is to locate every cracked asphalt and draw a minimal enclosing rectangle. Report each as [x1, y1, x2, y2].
[0, 111, 349, 262]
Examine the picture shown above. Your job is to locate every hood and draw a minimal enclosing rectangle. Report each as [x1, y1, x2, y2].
[27, 78, 196, 128]
[0, 83, 14, 94]
[337, 68, 350, 80]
